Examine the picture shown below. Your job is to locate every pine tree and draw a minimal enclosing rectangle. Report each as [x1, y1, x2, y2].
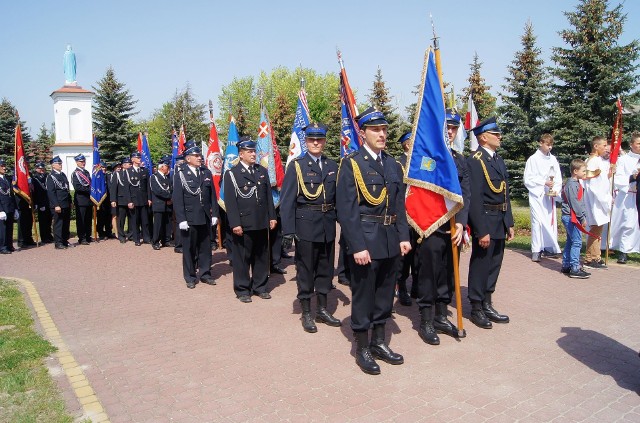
[0, 98, 31, 169]
[460, 53, 497, 120]
[93, 67, 138, 163]
[499, 21, 552, 198]
[27, 123, 54, 163]
[368, 67, 405, 158]
[550, 0, 640, 166]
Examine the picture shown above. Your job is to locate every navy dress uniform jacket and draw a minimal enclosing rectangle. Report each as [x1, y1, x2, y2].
[223, 163, 276, 230]
[336, 150, 409, 259]
[466, 148, 514, 239]
[173, 164, 218, 226]
[46, 171, 71, 209]
[150, 172, 173, 213]
[32, 173, 50, 209]
[123, 167, 151, 206]
[280, 153, 338, 242]
[0, 175, 17, 214]
[71, 168, 92, 206]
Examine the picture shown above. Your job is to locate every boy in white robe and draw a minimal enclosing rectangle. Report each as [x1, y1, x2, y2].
[524, 134, 562, 262]
[610, 132, 640, 263]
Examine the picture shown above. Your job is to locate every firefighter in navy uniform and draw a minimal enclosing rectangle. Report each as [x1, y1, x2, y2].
[0, 159, 18, 254]
[95, 161, 114, 240]
[413, 110, 471, 345]
[173, 142, 219, 289]
[223, 138, 277, 302]
[46, 156, 72, 249]
[113, 158, 132, 243]
[466, 117, 514, 329]
[71, 154, 92, 245]
[281, 123, 341, 333]
[123, 152, 151, 245]
[336, 107, 411, 375]
[32, 161, 54, 243]
[395, 132, 419, 306]
[150, 156, 173, 250]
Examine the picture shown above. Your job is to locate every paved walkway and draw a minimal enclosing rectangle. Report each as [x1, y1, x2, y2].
[1, 241, 639, 422]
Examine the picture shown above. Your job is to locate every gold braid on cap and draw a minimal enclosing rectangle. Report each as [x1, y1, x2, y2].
[474, 152, 506, 194]
[351, 158, 388, 206]
[294, 161, 324, 200]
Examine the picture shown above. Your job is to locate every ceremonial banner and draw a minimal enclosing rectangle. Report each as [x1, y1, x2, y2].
[338, 51, 360, 157]
[285, 89, 310, 169]
[178, 125, 186, 155]
[465, 92, 480, 151]
[170, 128, 179, 177]
[267, 111, 285, 188]
[90, 135, 107, 206]
[256, 107, 281, 207]
[140, 133, 154, 175]
[609, 98, 624, 165]
[12, 121, 31, 204]
[218, 116, 240, 210]
[405, 48, 463, 238]
[205, 116, 224, 198]
[451, 116, 467, 154]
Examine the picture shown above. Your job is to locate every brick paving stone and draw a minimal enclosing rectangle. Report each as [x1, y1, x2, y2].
[3, 243, 639, 422]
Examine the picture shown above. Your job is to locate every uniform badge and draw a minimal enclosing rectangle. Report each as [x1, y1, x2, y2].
[310, 182, 314, 189]
[244, 186, 248, 191]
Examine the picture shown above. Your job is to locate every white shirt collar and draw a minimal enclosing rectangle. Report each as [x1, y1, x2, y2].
[481, 145, 496, 157]
[363, 144, 382, 161]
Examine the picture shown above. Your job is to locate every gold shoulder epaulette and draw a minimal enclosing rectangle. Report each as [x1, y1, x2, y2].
[344, 150, 359, 159]
[473, 151, 482, 160]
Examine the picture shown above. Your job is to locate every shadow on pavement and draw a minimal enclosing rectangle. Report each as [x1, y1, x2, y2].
[557, 327, 640, 394]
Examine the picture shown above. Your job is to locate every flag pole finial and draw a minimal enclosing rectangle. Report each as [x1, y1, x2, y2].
[430, 13, 439, 50]
[336, 47, 345, 69]
[300, 77, 305, 90]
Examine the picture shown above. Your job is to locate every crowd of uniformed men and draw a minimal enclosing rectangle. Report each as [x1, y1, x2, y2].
[1, 107, 521, 375]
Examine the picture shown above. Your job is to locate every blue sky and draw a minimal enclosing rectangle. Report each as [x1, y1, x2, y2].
[1, 0, 638, 137]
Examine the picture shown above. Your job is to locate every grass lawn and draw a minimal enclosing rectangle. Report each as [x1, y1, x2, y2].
[0, 279, 77, 423]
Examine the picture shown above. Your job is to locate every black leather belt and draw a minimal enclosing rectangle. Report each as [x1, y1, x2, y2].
[360, 214, 397, 225]
[299, 203, 335, 212]
[484, 203, 507, 212]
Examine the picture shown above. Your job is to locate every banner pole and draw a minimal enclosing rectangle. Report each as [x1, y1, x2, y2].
[449, 217, 466, 338]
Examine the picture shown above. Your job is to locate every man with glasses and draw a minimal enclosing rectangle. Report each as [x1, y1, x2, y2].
[466, 117, 514, 329]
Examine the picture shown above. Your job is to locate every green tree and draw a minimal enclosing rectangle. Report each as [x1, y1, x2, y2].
[27, 124, 55, 164]
[460, 53, 497, 120]
[367, 67, 405, 158]
[549, 0, 640, 166]
[0, 98, 32, 169]
[93, 67, 138, 163]
[499, 21, 552, 198]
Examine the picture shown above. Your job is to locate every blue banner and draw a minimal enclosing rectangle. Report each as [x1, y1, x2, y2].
[170, 130, 179, 177]
[340, 73, 360, 157]
[90, 135, 106, 206]
[141, 133, 154, 176]
[218, 116, 240, 210]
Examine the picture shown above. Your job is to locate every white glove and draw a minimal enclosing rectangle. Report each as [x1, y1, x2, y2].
[211, 217, 218, 226]
[178, 221, 189, 231]
[0, 211, 6, 221]
[14, 210, 19, 220]
[40, 207, 45, 211]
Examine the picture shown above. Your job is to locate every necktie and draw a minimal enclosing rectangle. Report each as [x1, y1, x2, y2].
[376, 156, 383, 168]
[317, 158, 322, 171]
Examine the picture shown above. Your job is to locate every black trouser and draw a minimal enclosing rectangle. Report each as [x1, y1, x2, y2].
[348, 254, 399, 332]
[37, 207, 53, 242]
[0, 214, 14, 251]
[53, 208, 71, 245]
[152, 211, 171, 245]
[97, 202, 112, 238]
[17, 201, 34, 245]
[295, 239, 335, 300]
[468, 236, 505, 303]
[181, 224, 212, 284]
[397, 227, 419, 287]
[416, 231, 455, 308]
[117, 206, 130, 241]
[270, 212, 282, 267]
[75, 204, 92, 242]
[232, 229, 269, 296]
[130, 205, 150, 243]
[336, 235, 350, 282]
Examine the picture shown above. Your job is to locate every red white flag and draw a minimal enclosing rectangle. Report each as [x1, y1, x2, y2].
[206, 117, 223, 197]
[13, 122, 31, 204]
[178, 125, 186, 155]
[609, 98, 624, 165]
[465, 92, 480, 151]
[137, 132, 143, 152]
[269, 119, 285, 188]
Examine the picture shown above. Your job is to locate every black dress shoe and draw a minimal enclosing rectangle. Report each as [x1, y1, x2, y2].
[55, 243, 67, 250]
[80, 240, 90, 246]
[0, 249, 12, 254]
[482, 303, 509, 323]
[200, 276, 216, 285]
[120, 240, 127, 244]
[617, 253, 628, 264]
[186, 282, 196, 289]
[337, 277, 350, 286]
[135, 241, 142, 246]
[470, 310, 493, 329]
[152, 243, 161, 250]
[270, 266, 286, 274]
[174, 247, 182, 254]
[238, 295, 252, 303]
[397, 290, 412, 306]
[258, 292, 272, 299]
[281, 252, 293, 259]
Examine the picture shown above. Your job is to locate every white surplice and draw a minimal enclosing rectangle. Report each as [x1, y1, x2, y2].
[609, 151, 640, 253]
[524, 149, 562, 253]
[584, 155, 612, 227]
